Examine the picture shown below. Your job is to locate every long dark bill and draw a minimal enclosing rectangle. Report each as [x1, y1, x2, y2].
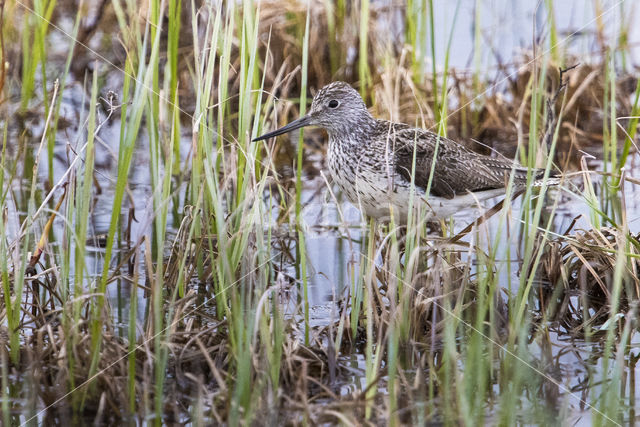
[252, 115, 313, 142]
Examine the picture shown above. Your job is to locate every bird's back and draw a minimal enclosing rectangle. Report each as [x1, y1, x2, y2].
[375, 121, 548, 199]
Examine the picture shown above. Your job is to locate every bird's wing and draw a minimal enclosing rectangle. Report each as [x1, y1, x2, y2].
[383, 122, 538, 199]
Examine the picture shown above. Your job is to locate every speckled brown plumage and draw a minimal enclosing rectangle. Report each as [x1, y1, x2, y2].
[254, 81, 556, 221]
[387, 122, 543, 199]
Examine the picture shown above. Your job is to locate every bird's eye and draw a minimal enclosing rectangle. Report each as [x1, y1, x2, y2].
[328, 100, 339, 108]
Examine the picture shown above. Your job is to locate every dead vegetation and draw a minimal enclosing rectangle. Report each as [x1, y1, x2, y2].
[538, 227, 640, 335]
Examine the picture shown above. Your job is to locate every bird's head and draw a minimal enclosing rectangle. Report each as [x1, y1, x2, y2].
[253, 82, 375, 142]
